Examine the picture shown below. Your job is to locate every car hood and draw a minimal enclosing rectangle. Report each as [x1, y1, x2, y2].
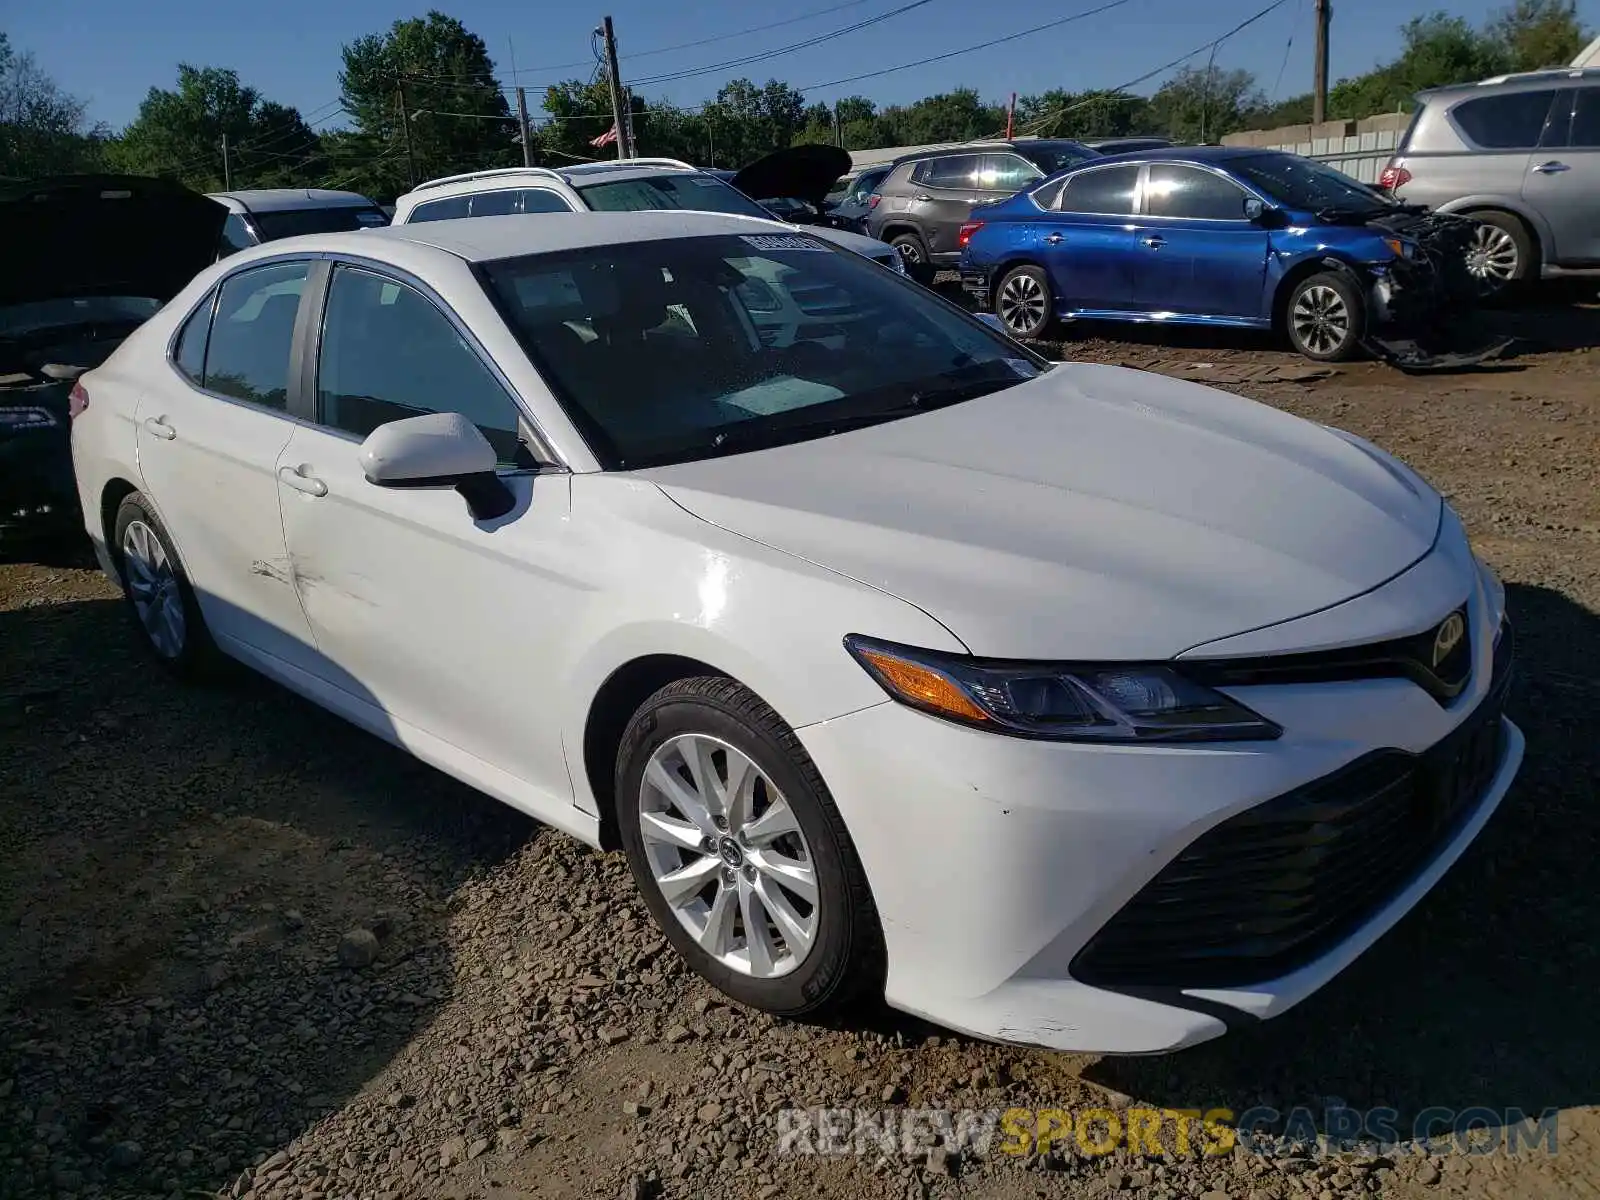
[645, 363, 1442, 660]
[808, 224, 896, 259]
[732, 144, 853, 207]
[0, 174, 227, 308]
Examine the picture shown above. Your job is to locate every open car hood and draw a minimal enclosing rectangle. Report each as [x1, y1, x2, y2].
[0, 174, 227, 309]
[731, 144, 853, 206]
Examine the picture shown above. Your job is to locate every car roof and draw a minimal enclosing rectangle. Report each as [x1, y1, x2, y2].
[290, 210, 800, 264]
[1072, 145, 1262, 165]
[1418, 65, 1600, 100]
[207, 188, 380, 212]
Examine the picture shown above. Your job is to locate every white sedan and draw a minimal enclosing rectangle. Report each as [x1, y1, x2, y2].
[69, 211, 1523, 1053]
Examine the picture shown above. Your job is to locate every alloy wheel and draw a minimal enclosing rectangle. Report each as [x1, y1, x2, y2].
[122, 519, 186, 659]
[638, 733, 818, 979]
[1465, 224, 1518, 292]
[893, 239, 923, 264]
[1290, 284, 1351, 357]
[998, 272, 1048, 337]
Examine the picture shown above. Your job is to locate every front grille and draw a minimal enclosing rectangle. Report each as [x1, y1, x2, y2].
[1071, 620, 1513, 990]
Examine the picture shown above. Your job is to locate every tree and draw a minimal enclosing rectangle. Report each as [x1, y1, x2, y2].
[1146, 66, 1266, 142]
[1015, 89, 1150, 139]
[1488, 0, 1590, 70]
[1328, 13, 1508, 118]
[0, 32, 107, 178]
[340, 12, 514, 193]
[112, 65, 320, 190]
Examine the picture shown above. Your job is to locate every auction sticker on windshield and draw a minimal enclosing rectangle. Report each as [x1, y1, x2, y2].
[740, 234, 829, 251]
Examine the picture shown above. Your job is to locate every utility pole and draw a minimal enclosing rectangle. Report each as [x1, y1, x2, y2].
[1312, 0, 1331, 125]
[397, 80, 417, 187]
[600, 16, 632, 159]
[516, 86, 533, 167]
[833, 107, 843, 148]
[1006, 92, 1016, 140]
[221, 133, 232, 190]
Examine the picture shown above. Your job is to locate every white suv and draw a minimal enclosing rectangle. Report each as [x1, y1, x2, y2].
[390, 159, 907, 275]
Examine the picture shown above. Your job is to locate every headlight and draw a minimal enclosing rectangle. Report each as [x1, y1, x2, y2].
[844, 635, 1281, 743]
[1383, 237, 1417, 259]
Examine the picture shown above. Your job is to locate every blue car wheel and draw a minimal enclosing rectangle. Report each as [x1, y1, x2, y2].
[994, 264, 1052, 340]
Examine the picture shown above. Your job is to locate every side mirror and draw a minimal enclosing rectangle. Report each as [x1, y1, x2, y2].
[359, 411, 516, 521]
[1244, 198, 1265, 221]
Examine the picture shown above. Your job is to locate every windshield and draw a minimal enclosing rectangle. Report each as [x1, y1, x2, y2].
[1230, 153, 1394, 214]
[0, 296, 161, 338]
[252, 205, 389, 241]
[1017, 141, 1101, 174]
[482, 233, 1046, 470]
[574, 174, 773, 220]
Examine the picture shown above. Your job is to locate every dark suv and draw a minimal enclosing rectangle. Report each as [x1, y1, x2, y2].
[865, 139, 1100, 266]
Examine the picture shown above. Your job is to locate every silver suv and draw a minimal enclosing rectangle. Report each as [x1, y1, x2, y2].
[1380, 68, 1600, 292]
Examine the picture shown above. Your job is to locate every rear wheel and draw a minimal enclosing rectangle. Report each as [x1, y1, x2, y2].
[111, 493, 219, 679]
[888, 232, 927, 266]
[994, 264, 1052, 340]
[1463, 211, 1533, 298]
[1285, 271, 1365, 361]
[614, 677, 883, 1017]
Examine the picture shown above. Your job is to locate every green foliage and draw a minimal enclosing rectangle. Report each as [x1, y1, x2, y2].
[1488, 0, 1589, 70]
[0, 32, 108, 179]
[340, 10, 515, 194]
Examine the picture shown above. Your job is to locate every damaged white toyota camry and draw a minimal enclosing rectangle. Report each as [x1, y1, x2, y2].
[70, 210, 1522, 1053]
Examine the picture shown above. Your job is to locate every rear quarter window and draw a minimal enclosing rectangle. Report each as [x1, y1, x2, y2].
[1451, 89, 1559, 149]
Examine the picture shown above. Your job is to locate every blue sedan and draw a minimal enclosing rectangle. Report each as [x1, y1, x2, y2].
[958, 147, 1481, 361]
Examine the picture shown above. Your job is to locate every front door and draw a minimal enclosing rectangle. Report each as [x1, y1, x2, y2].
[133, 259, 319, 669]
[1036, 163, 1142, 312]
[273, 262, 578, 804]
[1131, 163, 1270, 318]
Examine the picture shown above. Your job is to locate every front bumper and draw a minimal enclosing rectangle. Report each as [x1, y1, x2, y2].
[799, 566, 1520, 1053]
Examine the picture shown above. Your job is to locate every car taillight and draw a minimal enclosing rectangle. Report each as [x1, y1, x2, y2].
[1377, 163, 1411, 192]
[866, 193, 882, 209]
[958, 220, 984, 248]
[68, 382, 90, 419]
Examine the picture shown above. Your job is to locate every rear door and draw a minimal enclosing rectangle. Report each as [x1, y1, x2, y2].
[1523, 85, 1600, 266]
[1132, 163, 1269, 318]
[133, 259, 320, 670]
[1443, 85, 1561, 229]
[1036, 163, 1142, 311]
[910, 154, 985, 260]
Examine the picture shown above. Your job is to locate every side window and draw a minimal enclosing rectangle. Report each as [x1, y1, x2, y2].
[173, 292, 213, 383]
[979, 153, 1043, 192]
[1569, 88, 1600, 148]
[1452, 90, 1559, 149]
[1057, 165, 1140, 216]
[1143, 164, 1249, 220]
[922, 155, 981, 189]
[218, 214, 254, 259]
[409, 195, 471, 223]
[202, 261, 308, 410]
[316, 265, 524, 465]
[517, 189, 573, 213]
[469, 190, 519, 217]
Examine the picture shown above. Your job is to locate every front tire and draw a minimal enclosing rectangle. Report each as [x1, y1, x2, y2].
[994, 264, 1052, 339]
[615, 677, 883, 1018]
[1285, 271, 1365, 361]
[111, 493, 219, 679]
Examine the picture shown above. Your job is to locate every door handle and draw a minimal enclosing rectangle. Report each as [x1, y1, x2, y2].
[142, 416, 176, 441]
[1044, 232, 1064, 245]
[1141, 235, 1166, 249]
[913, 193, 934, 202]
[1532, 160, 1569, 174]
[278, 465, 328, 497]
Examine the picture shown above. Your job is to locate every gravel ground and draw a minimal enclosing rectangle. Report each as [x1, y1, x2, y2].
[3, 287, 1599, 1200]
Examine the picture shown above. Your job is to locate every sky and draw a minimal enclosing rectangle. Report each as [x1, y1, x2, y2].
[8, 0, 1600, 133]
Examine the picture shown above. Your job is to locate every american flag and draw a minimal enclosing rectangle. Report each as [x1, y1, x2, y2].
[590, 125, 619, 148]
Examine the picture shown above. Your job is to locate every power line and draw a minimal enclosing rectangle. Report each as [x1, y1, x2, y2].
[1270, 0, 1307, 100]
[1011, 0, 1294, 136]
[625, 0, 942, 88]
[798, 0, 1137, 91]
